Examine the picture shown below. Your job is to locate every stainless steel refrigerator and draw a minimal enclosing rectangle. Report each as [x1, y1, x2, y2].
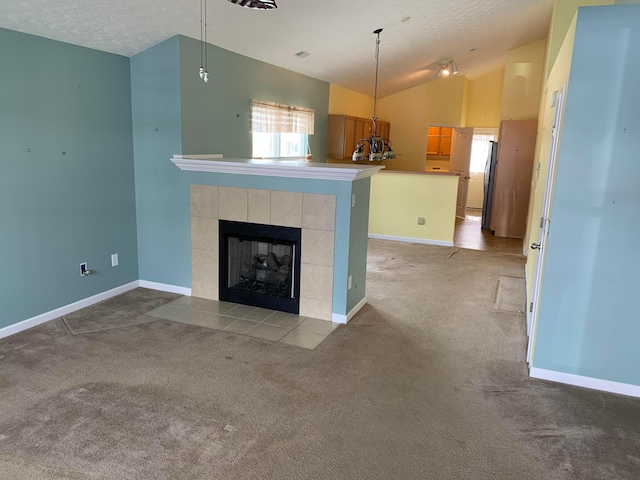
[481, 141, 498, 231]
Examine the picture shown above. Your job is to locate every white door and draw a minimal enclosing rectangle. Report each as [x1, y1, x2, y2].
[450, 128, 474, 218]
[527, 84, 566, 365]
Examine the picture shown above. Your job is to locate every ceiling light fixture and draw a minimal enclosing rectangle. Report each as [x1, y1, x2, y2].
[198, 0, 209, 83]
[227, 0, 277, 9]
[352, 28, 395, 162]
[436, 60, 459, 78]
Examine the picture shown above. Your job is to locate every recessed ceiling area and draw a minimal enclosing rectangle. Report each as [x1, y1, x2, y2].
[0, 0, 555, 97]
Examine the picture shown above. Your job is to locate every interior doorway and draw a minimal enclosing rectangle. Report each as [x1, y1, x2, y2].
[466, 128, 498, 216]
[453, 127, 523, 254]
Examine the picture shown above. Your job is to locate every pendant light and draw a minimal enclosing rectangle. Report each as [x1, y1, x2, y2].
[198, 0, 209, 83]
[352, 28, 395, 162]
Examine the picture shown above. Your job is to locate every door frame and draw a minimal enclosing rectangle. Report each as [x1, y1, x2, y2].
[527, 84, 566, 365]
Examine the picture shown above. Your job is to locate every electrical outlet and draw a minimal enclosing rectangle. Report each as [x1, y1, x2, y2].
[348, 275, 353, 290]
[80, 262, 89, 276]
[111, 253, 119, 267]
[418, 217, 425, 225]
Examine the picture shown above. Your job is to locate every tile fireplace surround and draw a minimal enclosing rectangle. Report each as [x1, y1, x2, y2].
[172, 156, 383, 324]
[191, 185, 336, 320]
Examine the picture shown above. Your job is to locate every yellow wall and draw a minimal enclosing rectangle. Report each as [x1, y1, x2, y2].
[501, 39, 547, 120]
[424, 75, 469, 126]
[328, 84, 374, 118]
[376, 76, 470, 171]
[377, 83, 429, 171]
[524, 17, 578, 301]
[465, 69, 505, 127]
[546, 0, 614, 78]
[369, 172, 458, 244]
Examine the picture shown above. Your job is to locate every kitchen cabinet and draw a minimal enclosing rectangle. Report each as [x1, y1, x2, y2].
[327, 114, 391, 160]
[427, 126, 453, 157]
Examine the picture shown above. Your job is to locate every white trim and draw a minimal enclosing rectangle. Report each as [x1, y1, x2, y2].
[0, 281, 139, 340]
[172, 154, 223, 159]
[331, 297, 367, 324]
[530, 368, 640, 398]
[368, 233, 454, 247]
[139, 280, 192, 296]
[171, 156, 384, 182]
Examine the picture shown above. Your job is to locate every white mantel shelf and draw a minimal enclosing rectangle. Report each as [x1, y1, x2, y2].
[171, 155, 384, 182]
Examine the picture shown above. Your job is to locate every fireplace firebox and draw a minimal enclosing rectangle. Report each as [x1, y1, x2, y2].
[219, 220, 302, 314]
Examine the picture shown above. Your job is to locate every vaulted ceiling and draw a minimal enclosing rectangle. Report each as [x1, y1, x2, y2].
[0, 0, 555, 97]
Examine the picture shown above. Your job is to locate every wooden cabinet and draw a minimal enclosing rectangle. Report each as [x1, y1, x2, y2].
[377, 121, 391, 144]
[427, 126, 453, 157]
[327, 114, 391, 160]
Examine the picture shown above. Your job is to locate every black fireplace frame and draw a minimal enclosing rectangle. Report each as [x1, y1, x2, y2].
[219, 220, 302, 314]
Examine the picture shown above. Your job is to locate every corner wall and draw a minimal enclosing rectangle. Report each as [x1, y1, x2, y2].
[545, 0, 614, 78]
[0, 28, 139, 330]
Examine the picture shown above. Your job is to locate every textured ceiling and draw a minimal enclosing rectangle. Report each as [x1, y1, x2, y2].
[0, 0, 555, 97]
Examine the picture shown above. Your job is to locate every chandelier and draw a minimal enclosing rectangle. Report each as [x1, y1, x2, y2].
[352, 28, 395, 162]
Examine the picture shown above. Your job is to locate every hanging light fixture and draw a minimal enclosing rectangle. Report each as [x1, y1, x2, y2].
[352, 28, 395, 162]
[227, 0, 277, 9]
[198, 0, 209, 83]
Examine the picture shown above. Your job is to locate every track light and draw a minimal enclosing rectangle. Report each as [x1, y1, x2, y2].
[436, 60, 459, 78]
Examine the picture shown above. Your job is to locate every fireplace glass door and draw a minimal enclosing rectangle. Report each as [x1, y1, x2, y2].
[219, 221, 301, 314]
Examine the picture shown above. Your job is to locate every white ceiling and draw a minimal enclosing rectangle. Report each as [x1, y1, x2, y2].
[0, 0, 554, 98]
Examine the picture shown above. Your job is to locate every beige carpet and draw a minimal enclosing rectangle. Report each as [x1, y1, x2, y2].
[0, 240, 638, 480]
[494, 275, 527, 314]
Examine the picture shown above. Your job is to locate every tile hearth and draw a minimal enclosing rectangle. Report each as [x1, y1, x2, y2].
[147, 296, 339, 349]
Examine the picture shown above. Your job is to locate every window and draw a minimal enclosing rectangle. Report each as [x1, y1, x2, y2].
[250, 100, 314, 159]
[253, 132, 308, 158]
[469, 128, 498, 173]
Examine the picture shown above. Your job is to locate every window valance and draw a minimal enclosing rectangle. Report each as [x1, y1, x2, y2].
[250, 100, 315, 135]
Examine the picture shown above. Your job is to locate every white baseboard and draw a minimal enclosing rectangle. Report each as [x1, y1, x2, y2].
[138, 280, 192, 296]
[0, 281, 140, 340]
[368, 233, 454, 247]
[530, 367, 640, 398]
[332, 297, 367, 324]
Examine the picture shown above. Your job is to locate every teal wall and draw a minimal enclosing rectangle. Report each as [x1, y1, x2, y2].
[348, 179, 371, 311]
[178, 36, 329, 159]
[533, 5, 640, 385]
[130, 37, 184, 285]
[0, 28, 138, 329]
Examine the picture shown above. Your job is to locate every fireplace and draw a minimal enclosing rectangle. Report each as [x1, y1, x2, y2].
[219, 220, 302, 314]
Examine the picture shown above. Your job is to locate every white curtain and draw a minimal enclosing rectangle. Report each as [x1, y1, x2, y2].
[469, 128, 498, 173]
[250, 100, 315, 135]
